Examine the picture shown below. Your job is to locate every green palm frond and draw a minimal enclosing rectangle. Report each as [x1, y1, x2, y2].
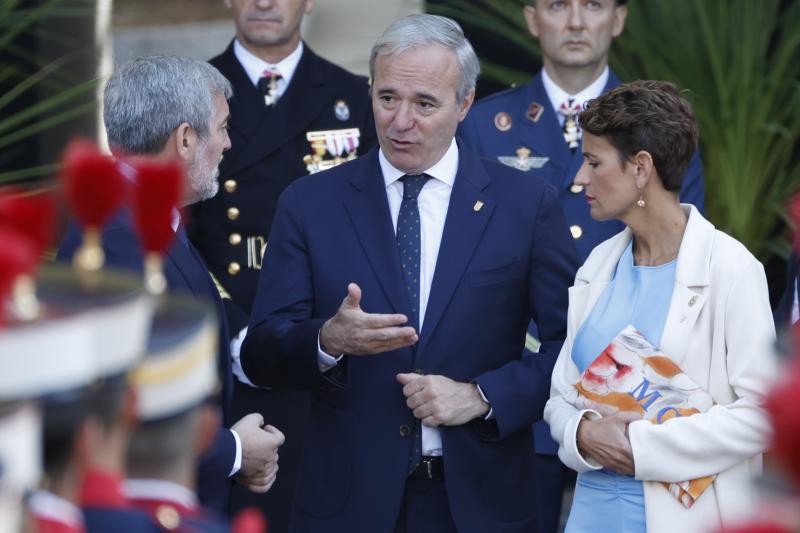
[1, 0, 98, 185]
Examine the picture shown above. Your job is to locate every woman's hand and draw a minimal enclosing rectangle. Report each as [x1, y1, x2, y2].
[576, 412, 642, 476]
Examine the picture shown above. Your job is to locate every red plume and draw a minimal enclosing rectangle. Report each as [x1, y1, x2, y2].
[231, 507, 267, 533]
[765, 360, 800, 486]
[718, 522, 794, 533]
[60, 139, 126, 229]
[0, 228, 37, 325]
[129, 157, 183, 254]
[0, 189, 56, 258]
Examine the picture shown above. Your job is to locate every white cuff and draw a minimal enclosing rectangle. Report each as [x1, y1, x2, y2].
[228, 429, 243, 477]
[230, 326, 270, 389]
[317, 332, 343, 372]
[560, 409, 603, 473]
[475, 384, 494, 420]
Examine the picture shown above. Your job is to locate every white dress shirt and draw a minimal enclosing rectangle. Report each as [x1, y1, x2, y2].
[233, 38, 303, 100]
[541, 66, 609, 126]
[317, 140, 459, 457]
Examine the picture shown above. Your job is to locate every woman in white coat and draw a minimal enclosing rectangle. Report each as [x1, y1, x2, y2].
[544, 80, 776, 533]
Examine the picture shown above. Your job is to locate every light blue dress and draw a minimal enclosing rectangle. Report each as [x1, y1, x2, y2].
[565, 241, 677, 533]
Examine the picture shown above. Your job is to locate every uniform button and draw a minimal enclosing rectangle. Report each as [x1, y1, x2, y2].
[228, 262, 241, 275]
[399, 424, 411, 437]
[570, 225, 583, 239]
[229, 233, 242, 245]
[155, 505, 181, 530]
[224, 179, 237, 193]
[227, 207, 240, 220]
[570, 184, 584, 194]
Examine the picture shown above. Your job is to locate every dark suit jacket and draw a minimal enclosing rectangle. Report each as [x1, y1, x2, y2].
[459, 68, 707, 457]
[241, 145, 580, 533]
[57, 213, 236, 514]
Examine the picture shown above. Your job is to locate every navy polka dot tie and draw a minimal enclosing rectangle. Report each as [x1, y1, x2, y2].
[397, 174, 429, 475]
[397, 174, 430, 332]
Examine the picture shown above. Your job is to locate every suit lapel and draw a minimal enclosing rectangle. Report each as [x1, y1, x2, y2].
[343, 151, 413, 319]
[415, 150, 494, 357]
[225, 46, 339, 176]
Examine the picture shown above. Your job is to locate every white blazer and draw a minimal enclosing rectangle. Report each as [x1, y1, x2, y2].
[544, 205, 777, 533]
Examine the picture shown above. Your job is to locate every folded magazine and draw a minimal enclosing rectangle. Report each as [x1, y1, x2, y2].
[570, 325, 715, 508]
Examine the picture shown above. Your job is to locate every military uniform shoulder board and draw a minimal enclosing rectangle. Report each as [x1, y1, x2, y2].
[526, 101, 544, 123]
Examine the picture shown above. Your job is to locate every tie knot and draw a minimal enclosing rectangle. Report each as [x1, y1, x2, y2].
[400, 174, 430, 200]
[261, 68, 282, 80]
[559, 98, 582, 117]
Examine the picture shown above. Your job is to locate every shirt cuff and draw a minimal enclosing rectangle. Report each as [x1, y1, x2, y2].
[228, 429, 243, 477]
[572, 409, 603, 471]
[475, 384, 494, 420]
[317, 332, 344, 372]
[230, 326, 270, 389]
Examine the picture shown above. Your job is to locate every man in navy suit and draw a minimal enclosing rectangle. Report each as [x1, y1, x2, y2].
[191, 3, 378, 527]
[241, 14, 579, 533]
[458, 2, 706, 531]
[57, 56, 284, 515]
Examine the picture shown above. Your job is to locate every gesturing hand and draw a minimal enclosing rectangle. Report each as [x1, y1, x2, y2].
[319, 283, 418, 355]
[232, 414, 285, 493]
[396, 373, 490, 427]
[576, 411, 641, 476]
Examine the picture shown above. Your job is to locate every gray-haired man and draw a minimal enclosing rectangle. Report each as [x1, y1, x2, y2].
[240, 14, 579, 533]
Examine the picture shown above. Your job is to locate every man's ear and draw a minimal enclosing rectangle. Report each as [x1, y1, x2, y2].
[612, 4, 628, 38]
[194, 404, 222, 458]
[174, 122, 196, 163]
[457, 87, 476, 122]
[523, 4, 539, 39]
[223, 0, 232, 10]
[305, 0, 316, 15]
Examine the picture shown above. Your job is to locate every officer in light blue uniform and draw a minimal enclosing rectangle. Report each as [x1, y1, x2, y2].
[458, 1, 705, 532]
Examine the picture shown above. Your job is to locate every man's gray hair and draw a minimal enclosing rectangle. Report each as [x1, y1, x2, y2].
[369, 14, 480, 102]
[104, 55, 233, 155]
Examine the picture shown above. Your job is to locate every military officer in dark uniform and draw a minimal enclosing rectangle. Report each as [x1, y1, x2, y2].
[187, 1, 377, 530]
[458, 2, 706, 532]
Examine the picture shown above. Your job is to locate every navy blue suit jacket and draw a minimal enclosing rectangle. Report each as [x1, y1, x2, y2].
[241, 145, 579, 533]
[459, 69, 706, 456]
[57, 213, 237, 514]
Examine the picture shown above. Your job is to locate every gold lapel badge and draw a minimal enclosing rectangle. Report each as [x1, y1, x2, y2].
[303, 128, 361, 174]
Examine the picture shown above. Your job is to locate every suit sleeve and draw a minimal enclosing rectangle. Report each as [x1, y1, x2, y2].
[474, 184, 580, 439]
[628, 259, 777, 482]
[241, 184, 342, 390]
[679, 150, 705, 214]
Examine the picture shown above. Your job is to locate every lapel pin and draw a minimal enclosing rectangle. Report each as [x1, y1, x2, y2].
[493, 112, 512, 132]
[688, 295, 698, 307]
[473, 201, 484, 212]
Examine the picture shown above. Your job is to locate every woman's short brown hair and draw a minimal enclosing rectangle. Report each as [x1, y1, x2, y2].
[579, 80, 699, 192]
